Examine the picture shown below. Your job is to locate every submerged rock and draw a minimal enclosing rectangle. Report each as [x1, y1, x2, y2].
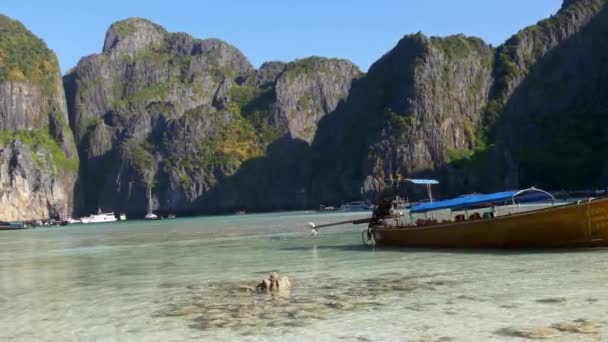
[551, 319, 602, 334]
[159, 272, 442, 333]
[256, 272, 291, 293]
[497, 326, 560, 339]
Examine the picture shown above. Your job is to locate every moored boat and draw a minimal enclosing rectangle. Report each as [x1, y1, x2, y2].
[339, 201, 374, 211]
[367, 188, 608, 248]
[145, 211, 158, 220]
[0, 221, 29, 230]
[309, 187, 608, 248]
[60, 217, 82, 225]
[80, 210, 117, 224]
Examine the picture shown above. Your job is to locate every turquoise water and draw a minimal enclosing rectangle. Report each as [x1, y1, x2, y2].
[1, 211, 607, 341]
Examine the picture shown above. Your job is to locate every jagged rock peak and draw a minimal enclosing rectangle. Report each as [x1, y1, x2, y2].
[103, 17, 167, 55]
[375, 32, 489, 63]
[281, 56, 361, 79]
[562, 0, 606, 9]
[165, 33, 248, 59]
[256, 61, 287, 87]
[273, 56, 361, 143]
[99, 18, 253, 70]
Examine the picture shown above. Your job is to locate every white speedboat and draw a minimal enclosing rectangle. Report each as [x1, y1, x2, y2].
[318, 205, 338, 212]
[80, 210, 117, 224]
[339, 201, 374, 211]
[145, 212, 158, 220]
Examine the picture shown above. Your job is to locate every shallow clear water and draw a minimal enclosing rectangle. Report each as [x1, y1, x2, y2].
[1, 211, 607, 341]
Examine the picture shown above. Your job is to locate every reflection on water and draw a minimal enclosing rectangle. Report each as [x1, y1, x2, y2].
[0, 211, 607, 341]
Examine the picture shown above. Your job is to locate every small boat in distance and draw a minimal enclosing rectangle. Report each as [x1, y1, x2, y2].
[339, 201, 374, 211]
[145, 211, 158, 220]
[0, 221, 28, 230]
[119, 213, 127, 221]
[60, 217, 82, 225]
[318, 205, 338, 212]
[80, 209, 117, 224]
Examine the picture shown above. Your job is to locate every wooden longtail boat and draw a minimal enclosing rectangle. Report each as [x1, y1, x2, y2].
[367, 188, 608, 248]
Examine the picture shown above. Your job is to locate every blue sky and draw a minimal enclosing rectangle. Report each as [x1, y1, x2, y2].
[1, 0, 562, 73]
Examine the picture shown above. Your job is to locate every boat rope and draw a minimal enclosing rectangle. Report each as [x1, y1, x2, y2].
[587, 198, 594, 240]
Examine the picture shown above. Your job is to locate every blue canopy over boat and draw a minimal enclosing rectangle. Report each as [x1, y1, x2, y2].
[405, 179, 439, 185]
[410, 188, 554, 214]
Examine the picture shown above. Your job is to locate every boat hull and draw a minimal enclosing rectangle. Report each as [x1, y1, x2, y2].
[372, 197, 608, 248]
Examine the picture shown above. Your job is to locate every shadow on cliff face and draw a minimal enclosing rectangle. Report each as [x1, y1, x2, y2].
[431, 145, 518, 198]
[196, 136, 314, 213]
[195, 54, 404, 213]
[407, 3, 608, 198]
[492, 4, 608, 190]
[307, 47, 419, 206]
[308, 34, 484, 203]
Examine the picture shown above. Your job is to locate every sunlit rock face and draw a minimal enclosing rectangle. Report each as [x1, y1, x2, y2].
[0, 14, 77, 221]
[63, 0, 608, 216]
[65, 18, 360, 216]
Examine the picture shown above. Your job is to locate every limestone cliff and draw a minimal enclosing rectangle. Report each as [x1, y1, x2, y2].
[272, 57, 361, 143]
[0, 14, 77, 221]
[487, 0, 608, 189]
[62, 0, 608, 214]
[315, 0, 608, 201]
[311, 33, 496, 202]
[65, 18, 360, 215]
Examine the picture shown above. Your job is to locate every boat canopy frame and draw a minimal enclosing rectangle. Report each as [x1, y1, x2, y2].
[383, 178, 440, 203]
[405, 179, 439, 203]
[410, 187, 555, 214]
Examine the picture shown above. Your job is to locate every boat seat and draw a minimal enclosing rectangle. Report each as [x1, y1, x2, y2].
[469, 213, 482, 220]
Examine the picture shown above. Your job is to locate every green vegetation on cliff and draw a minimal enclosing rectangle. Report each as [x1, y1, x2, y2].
[111, 82, 172, 111]
[0, 129, 78, 173]
[283, 57, 341, 80]
[0, 15, 59, 97]
[121, 139, 155, 180]
[113, 21, 137, 38]
[516, 100, 608, 189]
[431, 35, 489, 59]
[163, 108, 265, 192]
[229, 84, 282, 144]
[110, 18, 166, 40]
